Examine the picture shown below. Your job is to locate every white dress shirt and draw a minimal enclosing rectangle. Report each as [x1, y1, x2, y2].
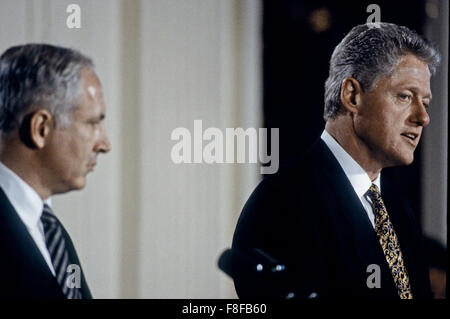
[321, 130, 380, 228]
[0, 161, 56, 275]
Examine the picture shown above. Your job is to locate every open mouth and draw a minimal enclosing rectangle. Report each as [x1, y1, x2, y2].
[401, 132, 418, 145]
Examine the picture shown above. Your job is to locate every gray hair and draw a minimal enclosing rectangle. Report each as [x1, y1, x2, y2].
[0, 44, 94, 136]
[324, 22, 441, 120]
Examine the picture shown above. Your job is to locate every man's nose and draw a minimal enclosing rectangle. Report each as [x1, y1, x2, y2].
[411, 100, 430, 127]
[94, 126, 111, 153]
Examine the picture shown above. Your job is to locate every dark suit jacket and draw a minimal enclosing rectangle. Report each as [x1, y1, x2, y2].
[232, 139, 432, 299]
[0, 188, 92, 299]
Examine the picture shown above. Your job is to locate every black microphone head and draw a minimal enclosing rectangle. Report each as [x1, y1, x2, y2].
[217, 247, 294, 299]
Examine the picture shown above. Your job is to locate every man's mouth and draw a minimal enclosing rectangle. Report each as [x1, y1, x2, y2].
[87, 161, 97, 171]
[401, 132, 419, 146]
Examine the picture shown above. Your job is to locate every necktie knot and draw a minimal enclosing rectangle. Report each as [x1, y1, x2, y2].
[366, 183, 381, 201]
[41, 204, 58, 225]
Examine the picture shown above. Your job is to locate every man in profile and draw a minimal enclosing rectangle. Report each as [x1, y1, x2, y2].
[232, 23, 440, 299]
[0, 44, 110, 299]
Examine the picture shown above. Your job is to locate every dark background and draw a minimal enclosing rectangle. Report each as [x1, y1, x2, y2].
[263, 0, 427, 222]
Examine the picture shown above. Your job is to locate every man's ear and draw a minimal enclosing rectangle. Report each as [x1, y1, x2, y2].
[27, 109, 54, 149]
[340, 77, 363, 114]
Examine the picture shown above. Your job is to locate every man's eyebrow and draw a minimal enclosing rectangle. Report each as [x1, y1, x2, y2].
[422, 91, 432, 100]
[402, 85, 432, 100]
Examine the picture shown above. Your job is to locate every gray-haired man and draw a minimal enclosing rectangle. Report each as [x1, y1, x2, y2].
[0, 44, 110, 299]
[232, 23, 440, 299]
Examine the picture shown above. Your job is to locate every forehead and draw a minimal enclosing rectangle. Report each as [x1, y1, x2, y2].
[385, 54, 431, 94]
[81, 68, 103, 98]
[75, 68, 105, 117]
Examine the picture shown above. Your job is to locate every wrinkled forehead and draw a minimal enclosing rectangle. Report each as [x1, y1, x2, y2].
[394, 57, 430, 77]
[388, 55, 431, 92]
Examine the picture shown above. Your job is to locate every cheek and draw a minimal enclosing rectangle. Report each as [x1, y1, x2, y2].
[355, 109, 382, 136]
[354, 109, 393, 149]
[66, 129, 93, 162]
[364, 101, 399, 138]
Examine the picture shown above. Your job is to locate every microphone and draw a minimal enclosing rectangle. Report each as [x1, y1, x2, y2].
[218, 248, 296, 299]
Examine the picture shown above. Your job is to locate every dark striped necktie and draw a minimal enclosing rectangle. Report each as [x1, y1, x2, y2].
[41, 204, 82, 299]
[365, 184, 413, 299]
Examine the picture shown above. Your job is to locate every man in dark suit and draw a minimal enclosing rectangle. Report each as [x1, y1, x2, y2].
[232, 23, 440, 299]
[0, 44, 110, 299]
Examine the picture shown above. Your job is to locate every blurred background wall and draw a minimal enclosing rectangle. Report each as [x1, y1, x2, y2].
[0, 0, 446, 298]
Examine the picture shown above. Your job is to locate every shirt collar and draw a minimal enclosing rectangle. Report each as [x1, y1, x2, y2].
[321, 130, 381, 198]
[0, 161, 48, 230]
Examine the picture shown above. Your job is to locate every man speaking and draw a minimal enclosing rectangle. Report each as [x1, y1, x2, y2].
[232, 23, 440, 299]
[0, 44, 110, 299]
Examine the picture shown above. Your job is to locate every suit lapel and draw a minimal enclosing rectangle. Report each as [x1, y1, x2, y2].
[1, 187, 92, 299]
[59, 223, 92, 298]
[311, 141, 398, 297]
[0, 187, 64, 298]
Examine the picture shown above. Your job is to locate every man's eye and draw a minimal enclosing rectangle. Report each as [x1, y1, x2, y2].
[399, 94, 411, 101]
[88, 121, 100, 127]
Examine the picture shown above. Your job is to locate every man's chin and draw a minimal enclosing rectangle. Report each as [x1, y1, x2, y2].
[52, 178, 86, 195]
[74, 178, 87, 190]
[395, 152, 415, 166]
[66, 177, 87, 192]
[382, 152, 414, 168]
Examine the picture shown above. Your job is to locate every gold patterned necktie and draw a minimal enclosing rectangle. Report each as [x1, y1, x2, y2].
[365, 184, 413, 299]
